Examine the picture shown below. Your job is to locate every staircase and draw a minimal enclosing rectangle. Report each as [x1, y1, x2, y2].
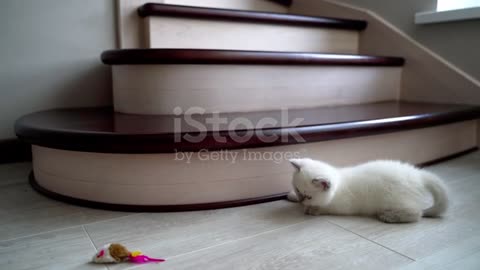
[15, 2, 480, 211]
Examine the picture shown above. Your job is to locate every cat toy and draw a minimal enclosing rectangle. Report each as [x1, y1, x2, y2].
[92, 243, 165, 264]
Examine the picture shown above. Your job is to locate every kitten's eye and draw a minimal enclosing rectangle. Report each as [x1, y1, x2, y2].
[312, 178, 330, 191]
[312, 178, 323, 186]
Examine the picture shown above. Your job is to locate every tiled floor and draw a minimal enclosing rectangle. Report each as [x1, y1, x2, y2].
[1, 152, 480, 270]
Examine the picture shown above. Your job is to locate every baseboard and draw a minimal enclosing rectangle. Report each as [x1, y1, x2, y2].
[0, 138, 32, 164]
[418, 147, 478, 167]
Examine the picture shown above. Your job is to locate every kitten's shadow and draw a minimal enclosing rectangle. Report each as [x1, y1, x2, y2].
[265, 200, 317, 224]
[267, 201, 434, 226]
[266, 200, 387, 225]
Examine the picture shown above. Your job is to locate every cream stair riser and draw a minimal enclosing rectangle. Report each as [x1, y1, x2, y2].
[33, 121, 477, 206]
[112, 65, 402, 114]
[144, 16, 359, 53]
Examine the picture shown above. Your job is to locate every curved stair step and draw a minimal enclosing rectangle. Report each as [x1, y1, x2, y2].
[15, 102, 480, 211]
[15, 101, 479, 153]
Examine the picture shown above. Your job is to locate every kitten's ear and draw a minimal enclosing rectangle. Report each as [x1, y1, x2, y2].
[289, 159, 304, 171]
[312, 178, 330, 191]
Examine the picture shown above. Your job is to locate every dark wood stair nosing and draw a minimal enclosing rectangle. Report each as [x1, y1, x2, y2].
[15, 102, 480, 154]
[137, 3, 367, 30]
[101, 49, 405, 66]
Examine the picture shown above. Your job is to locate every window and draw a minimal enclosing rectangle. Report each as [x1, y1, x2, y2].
[415, 0, 480, 24]
[437, 0, 480, 11]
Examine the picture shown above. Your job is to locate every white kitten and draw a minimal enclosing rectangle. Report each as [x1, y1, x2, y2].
[287, 158, 448, 223]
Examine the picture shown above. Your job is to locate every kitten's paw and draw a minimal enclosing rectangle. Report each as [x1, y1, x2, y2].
[304, 206, 323, 216]
[377, 208, 421, 223]
[287, 190, 299, 202]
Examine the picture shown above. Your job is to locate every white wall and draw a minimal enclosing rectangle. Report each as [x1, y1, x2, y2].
[331, 0, 480, 82]
[0, 0, 116, 139]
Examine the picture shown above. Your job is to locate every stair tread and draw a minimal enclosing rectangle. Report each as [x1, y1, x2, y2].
[101, 49, 404, 66]
[137, 3, 366, 30]
[16, 101, 480, 153]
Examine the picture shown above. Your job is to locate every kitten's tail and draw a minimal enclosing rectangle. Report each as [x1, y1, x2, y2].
[422, 172, 449, 217]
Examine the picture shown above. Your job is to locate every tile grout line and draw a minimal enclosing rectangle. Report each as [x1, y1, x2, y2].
[82, 225, 110, 270]
[82, 225, 98, 249]
[0, 212, 143, 243]
[326, 219, 416, 262]
[123, 219, 312, 270]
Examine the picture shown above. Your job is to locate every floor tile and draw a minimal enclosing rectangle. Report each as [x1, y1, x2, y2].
[0, 162, 31, 187]
[86, 201, 310, 270]
[135, 220, 412, 270]
[0, 183, 130, 241]
[399, 233, 480, 269]
[0, 227, 107, 270]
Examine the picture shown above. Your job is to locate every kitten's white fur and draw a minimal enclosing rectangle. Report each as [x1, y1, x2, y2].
[288, 158, 449, 223]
